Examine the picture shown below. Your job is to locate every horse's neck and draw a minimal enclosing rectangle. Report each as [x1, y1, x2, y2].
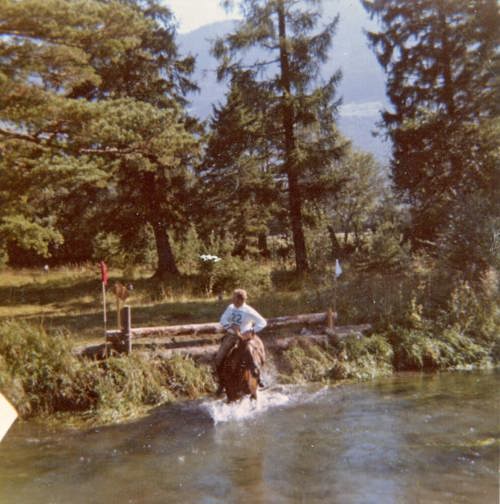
[241, 341, 258, 365]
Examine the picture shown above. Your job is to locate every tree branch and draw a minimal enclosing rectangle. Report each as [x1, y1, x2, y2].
[0, 127, 51, 151]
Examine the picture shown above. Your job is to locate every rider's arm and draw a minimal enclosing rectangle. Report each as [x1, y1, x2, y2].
[246, 306, 267, 333]
[219, 305, 233, 330]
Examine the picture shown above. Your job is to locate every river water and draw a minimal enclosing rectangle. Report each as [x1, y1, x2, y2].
[0, 371, 498, 503]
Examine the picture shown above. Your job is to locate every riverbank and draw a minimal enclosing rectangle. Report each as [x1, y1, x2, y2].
[1, 264, 498, 427]
[0, 316, 497, 428]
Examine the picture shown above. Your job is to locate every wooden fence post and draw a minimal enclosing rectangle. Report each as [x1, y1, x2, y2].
[327, 308, 334, 330]
[120, 305, 132, 354]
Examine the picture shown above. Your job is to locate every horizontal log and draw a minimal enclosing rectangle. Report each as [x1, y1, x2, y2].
[120, 325, 372, 362]
[77, 323, 372, 359]
[326, 324, 372, 336]
[105, 312, 330, 340]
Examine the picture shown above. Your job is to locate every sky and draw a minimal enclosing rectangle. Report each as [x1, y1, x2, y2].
[164, 0, 240, 33]
[162, 1, 368, 34]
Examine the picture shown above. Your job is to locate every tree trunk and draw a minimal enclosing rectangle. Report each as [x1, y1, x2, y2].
[277, 0, 308, 273]
[258, 231, 271, 259]
[232, 236, 248, 258]
[151, 220, 179, 277]
[327, 225, 341, 259]
[354, 226, 362, 250]
[143, 170, 179, 278]
[287, 171, 308, 271]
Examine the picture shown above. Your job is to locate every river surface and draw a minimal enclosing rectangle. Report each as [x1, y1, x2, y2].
[0, 371, 498, 503]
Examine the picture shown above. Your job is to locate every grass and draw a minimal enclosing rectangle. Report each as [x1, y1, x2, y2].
[0, 266, 327, 344]
[276, 333, 395, 385]
[0, 264, 496, 341]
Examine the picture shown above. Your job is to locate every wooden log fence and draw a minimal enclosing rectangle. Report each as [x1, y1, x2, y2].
[100, 307, 371, 357]
[106, 310, 328, 340]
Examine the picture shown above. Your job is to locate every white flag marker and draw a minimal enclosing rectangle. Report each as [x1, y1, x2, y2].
[335, 259, 343, 278]
[0, 393, 18, 442]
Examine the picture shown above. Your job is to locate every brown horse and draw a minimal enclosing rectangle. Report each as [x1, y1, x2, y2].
[218, 334, 265, 403]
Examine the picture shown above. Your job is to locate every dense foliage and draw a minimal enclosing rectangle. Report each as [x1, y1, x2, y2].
[0, 0, 497, 294]
[362, 0, 499, 277]
[0, 0, 199, 278]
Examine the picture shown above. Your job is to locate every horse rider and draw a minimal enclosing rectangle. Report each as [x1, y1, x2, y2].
[215, 289, 267, 394]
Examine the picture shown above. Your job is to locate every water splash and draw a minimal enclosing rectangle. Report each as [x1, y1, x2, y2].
[200, 385, 329, 425]
[201, 388, 290, 424]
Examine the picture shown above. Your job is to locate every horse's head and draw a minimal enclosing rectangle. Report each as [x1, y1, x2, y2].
[237, 336, 257, 367]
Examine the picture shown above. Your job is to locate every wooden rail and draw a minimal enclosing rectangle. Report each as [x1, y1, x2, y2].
[105, 308, 332, 354]
[100, 308, 373, 358]
[75, 307, 371, 359]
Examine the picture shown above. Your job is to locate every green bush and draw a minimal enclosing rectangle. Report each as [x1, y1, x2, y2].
[93, 355, 172, 422]
[305, 226, 332, 271]
[309, 270, 418, 326]
[438, 326, 490, 367]
[161, 354, 215, 398]
[0, 320, 97, 416]
[332, 334, 394, 379]
[353, 222, 410, 274]
[388, 324, 492, 371]
[389, 328, 441, 370]
[440, 280, 499, 342]
[92, 228, 156, 272]
[212, 256, 272, 296]
[170, 225, 205, 275]
[281, 339, 335, 383]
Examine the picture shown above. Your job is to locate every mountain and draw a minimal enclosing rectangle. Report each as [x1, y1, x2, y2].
[178, 0, 391, 162]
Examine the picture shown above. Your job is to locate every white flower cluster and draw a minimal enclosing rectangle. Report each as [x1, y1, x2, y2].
[199, 254, 221, 262]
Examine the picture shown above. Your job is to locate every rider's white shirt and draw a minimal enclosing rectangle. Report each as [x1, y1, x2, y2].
[219, 303, 267, 334]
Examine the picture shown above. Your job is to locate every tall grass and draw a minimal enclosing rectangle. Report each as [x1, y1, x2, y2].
[0, 320, 215, 424]
[273, 269, 498, 385]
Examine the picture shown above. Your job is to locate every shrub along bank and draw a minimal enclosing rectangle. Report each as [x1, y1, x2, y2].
[0, 320, 215, 425]
[278, 280, 498, 383]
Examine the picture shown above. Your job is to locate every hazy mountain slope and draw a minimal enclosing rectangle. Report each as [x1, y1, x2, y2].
[178, 0, 390, 161]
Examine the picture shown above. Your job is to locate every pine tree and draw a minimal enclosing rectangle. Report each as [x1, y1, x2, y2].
[0, 0, 200, 276]
[200, 81, 277, 258]
[0, 0, 147, 259]
[362, 0, 499, 248]
[79, 0, 202, 277]
[214, 0, 345, 273]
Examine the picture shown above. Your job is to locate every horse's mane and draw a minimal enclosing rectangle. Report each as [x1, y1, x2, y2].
[226, 337, 255, 371]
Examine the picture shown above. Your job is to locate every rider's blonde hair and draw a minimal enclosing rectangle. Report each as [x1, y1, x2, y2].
[233, 289, 248, 301]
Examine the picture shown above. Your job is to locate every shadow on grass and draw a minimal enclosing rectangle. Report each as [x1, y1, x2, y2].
[14, 299, 228, 341]
[7, 293, 317, 343]
[0, 277, 104, 307]
[0, 273, 211, 309]
[0, 269, 332, 344]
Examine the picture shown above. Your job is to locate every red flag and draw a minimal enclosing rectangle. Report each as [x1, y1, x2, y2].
[100, 261, 109, 286]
